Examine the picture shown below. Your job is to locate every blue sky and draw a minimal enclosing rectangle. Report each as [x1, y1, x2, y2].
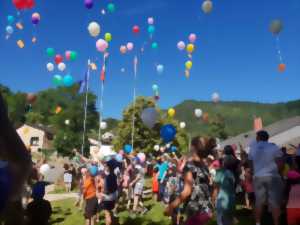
[1, 0, 300, 118]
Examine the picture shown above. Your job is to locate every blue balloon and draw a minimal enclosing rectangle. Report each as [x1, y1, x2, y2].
[148, 25, 155, 34]
[124, 144, 132, 154]
[171, 146, 177, 153]
[157, 64, 164, 74]
[63, 75, 74, 87]
[160, 124, 177, 143]
[115, 154, 123, 162]
[152, 84, 159, 92]
[89, 165, 98, 176]
[6, 26, 14, 35]
[7, 15, 15, 24]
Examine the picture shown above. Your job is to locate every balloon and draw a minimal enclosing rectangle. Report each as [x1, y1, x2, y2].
[132, 25, 140, 34]
[171, 146, 177, 153]
[157, 64, 164, 74]
[96, 39, 108, 52]
[152, 84, 159, 92]
[54, 54, 63, 65]
[154, 95, 160, 101]
[121, 68, 125, 73]
[186, 44, 195, 53]
[189, 33, 197, 43]
[120, 45, 127, 54]
[168, 108, 176, 117]
[13, 0, 35, 10]
[53, 75, 63, 86]
[26, 93, 37, 104]
[124, 144, 132, 154]
[84, 0, 93, 9]
[107, 3, 115, 13]
[101, 9, 106, 15]
[148, 17, 154, 25]
[17, 40, 24, 48]
[46, 48, 55, 57]
[137, 153, 146, 163]
[65, 51, 71, 60]
[7, 15, 15, 24]
[100, 121, 107, 129]
[278, 63, 286, 72]
[195, 109, 203, 118]
[212, 92, 220, 103]
[202, 0, 213, 14]
[63, 75, 74, 87]
[160, 124, 177, 143]
[6, 26, 14, 35]
[105, 33, 112, 42]
[202, 112, 209, 123]
[180, 122, 186, 129]
[141, 107, 159, 128]
[89, 165, 98, 176]
[46, 63, 54, 72]
[126, 42, 134, 51]
[58, 62, 66, 72]
[70, 51, 78, 61]
[270, 20, 283, 35]
[185, 60, 193, 70]
[115, 154, 123, 162]
[31, 12, 40, 25]
[151, 42, 158, 49]
[55, 106, 62, 114]
[154, 145, 160, 151]
[65, 119, 70, 125]
[88, 21, 100, 37]
[39, 164, 50, 176]
[177, 41, 186, 51]
[148, 25, 155, 34]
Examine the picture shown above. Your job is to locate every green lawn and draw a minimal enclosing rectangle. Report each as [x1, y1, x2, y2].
[50, 197, 258, 225]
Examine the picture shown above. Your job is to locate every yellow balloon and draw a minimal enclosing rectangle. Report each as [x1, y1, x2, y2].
[186, 44, 195, 53]
[105, 33, 112, 42]
[185, 60, 193, 70]
[168, 108, 176, 117]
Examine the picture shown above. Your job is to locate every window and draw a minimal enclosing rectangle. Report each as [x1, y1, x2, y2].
[30, 137, 39, 146]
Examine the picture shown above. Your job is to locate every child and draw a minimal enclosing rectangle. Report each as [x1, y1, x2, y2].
[64, 169, 73, 193]
[26, 181, 52, 225]
[242, 166, 254, 210]
[83, 169, 97, 225]
[152, 167, 159, 201]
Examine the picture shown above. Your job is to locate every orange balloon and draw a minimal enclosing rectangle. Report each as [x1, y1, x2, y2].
[202, 112, 209, 123]
[278, 63, 286, 72]
[55, 106, 62, 114]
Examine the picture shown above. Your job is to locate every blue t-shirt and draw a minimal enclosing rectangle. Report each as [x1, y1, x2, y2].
[156, 162, 169, 180]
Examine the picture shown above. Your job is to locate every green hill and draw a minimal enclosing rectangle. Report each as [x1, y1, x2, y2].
[173, 99, 300, 137]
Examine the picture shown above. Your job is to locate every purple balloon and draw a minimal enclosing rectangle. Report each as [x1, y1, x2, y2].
[84, 0, 93, 9]
[32, 18, 39, 25]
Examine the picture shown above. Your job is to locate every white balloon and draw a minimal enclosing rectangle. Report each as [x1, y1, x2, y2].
[121, 68, 125, 73]
[65, 119, 70, 125]
[100, 121, 107, 130]
[88, 21, 101, 37]
[180, 122, 186, 129]
[195, 109, 203, 118]
[202, 0, 213, 14]
[154, 145, 160, 151]
[39, 164, 51, 176]
[212, 92, 220, 103]
[58, 62, 66, 72]
[46, 63, 54, 72]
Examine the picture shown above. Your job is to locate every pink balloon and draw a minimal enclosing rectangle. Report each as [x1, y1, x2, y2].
[120, 45, 127, 54]
[96, 39, 108, 52]
[65, 51, 71, 60]
[137, 152, 146, 163]
[189, 33, 197, 43]
[177, 41, 186, 51]
[126, 42, 134, 51]
[148, 17, 154, 25]
[119, 150, 124, 156]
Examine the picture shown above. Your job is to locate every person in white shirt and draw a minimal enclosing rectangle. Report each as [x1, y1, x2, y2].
[248, 130, 283, 225]
[64, 170, 73, 193]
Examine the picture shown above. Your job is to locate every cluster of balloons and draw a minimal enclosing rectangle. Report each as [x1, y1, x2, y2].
[152, 84, 160, 100]
[5, 15, 15, 39]
[12, 0, 35, 10]
[202, 0, 213, 14]
[177, 33, 197, 78]
[119, 42, 134, 54]
[84, 0, 116, 13]
[269, 19, 286, 73]
[52, 74, 74, 87]
[146, 17, 159, 50]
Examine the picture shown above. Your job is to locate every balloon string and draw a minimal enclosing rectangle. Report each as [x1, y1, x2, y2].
[131, 56, 138, 151]
[81, 59, 91, 155]
[98, 55, 106, 147]
[275, 36, 283, 63]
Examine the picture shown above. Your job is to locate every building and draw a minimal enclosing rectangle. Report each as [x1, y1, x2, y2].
[17, 124, 54, 152]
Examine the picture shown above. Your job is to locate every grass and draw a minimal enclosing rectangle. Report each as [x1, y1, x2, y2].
[50, 196, 261, 225]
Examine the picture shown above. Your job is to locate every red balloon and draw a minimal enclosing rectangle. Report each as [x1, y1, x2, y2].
[132, 25, 140, 34]
[55, 54, 63, 65]
[12, 0, 27, 10]
[26, 0, 35, 8]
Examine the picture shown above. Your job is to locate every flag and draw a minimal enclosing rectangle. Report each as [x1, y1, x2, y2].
[100, 65, 105, 81]
[254, 117, 263, 131]
[78, 72, 88, 94]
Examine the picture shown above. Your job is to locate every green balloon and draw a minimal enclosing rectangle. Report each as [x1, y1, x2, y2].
[70, 51, 78, 61]
[46, 48, 55, 57]
[151, 42, 158, 49]
[53, 75, 63, 86]
[107, 3, 115, 13]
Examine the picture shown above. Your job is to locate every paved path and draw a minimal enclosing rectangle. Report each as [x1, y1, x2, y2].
[45, 193, 78, 202]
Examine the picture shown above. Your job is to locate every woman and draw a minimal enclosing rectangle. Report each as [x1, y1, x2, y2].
[165, 136, 216, 225]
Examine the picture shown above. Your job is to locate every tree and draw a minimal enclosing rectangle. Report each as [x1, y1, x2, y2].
[208, 113, 228, 140]
[25, 112, 44, 125]
[113, 96, 189, 154]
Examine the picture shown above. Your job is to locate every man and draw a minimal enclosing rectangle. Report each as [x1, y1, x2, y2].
[248, 130, 283, 225]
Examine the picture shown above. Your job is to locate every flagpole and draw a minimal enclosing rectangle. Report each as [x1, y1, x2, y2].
[98, 54, 106, 147]
[81, 59, 90, 156]
[131, 56, 138, 152]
